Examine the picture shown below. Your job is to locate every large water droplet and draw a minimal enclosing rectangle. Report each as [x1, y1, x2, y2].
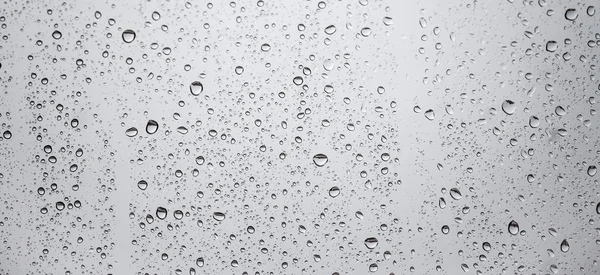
[501, 100, 516, 115]
[328, 186, 340, 198]
[424, 109, 435, 120]
[482, 242, 491, 251]
[313, 154, 329, 167]
[546, 41, 558, 52]
[382, 16, 394, 26]
[146, 120, 158, 134]
[560, 239, 570, 252]
[324, 25, 336, 35]
[125, 127, 138, 137]
[364, 237, 378, 249]
[565, 8, 578, 21]
[508, 220, 519, 235]
[156, 207, 167, 220]
[52, 30, 62, 39]
[213, 212, 226, 221]
[137, 180, 148, 190]
[190, 81, 204, 96]
[122, 29, 136, 43]
[588, 165, 597, 177]
[3, 130, 12, 139]
[449, 188, 462, 200]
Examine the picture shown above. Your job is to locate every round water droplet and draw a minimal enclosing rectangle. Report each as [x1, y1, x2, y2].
[146, 120, 158, 134]
[56, 201, 65, 211]
[261, 43, 271, 51]
[247, 226, 255, 234]
[137, 180, 148, 190]
[196, 257, 204, 267]
[324, 25, 336, 35]
[323, 59, 334, 71]
[587, 166, 597, 177]
[122, 29, 136, 43]
[560, 239, 569, 252]
[360, 27, 372, 37]
[52, 30, 62, 39]
[565, 8, 578, 21]
[441, 225, 450, 234]
[529, 116, 540, 128]
[313, 154, 329, 167]
[125, 127, 138, 137]
[368, 263, 378, 272]
[508, 220, 519, 235]
[546, 41, 558, 52]
[235, 66, 244, 75]
[156, 207, 167, 219]
[3, 130, 12, 139]
[501, 100, 516, 115]
[213, 212, 225, 221]
[555, 106, 566, 116]
[328, 186, 340, 198]
[190, 81, 203, 96]
[587, 6, 596, 16]
[449, 188, 462, 200]
[482, 242, 491, 251]
[364, 237, 378, 249]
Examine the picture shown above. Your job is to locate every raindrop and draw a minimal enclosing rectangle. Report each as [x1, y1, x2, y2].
[328, 186, 340, 198]
[52, 30, 62, 39]
[368, 263, 378, 272]
[146, 120, 158, 134]
[56, 201, 65, 211]
[529, 116, 540, 128]
[137, 180, 148, 190]
[364, 237, 378, 249]
[588, 6, 596, 16]
[382, 17, 394, 26]
[508, 220, 519, 235]
[424, 109, 435, 120]
[2, 130, 12, 139]
[261, 43, 271, 51]
[501, 100, 516, 115]
[546, 41, 558, 52]
[196, 257, 204, 267]
[441, 225, 450, 234]
[324, 25, 336, 35]
[587, 166, 597, 177]
[560, 239, 570, 252]
[122, 29, 136, 43]
[196, 156, 205, 165]
[313, 154, 329, 167]
[190, 81, 204, 96]
[213, 212, 226, 221]
[235, 66, 244, 75]
[125, 127, 138, 137]
[156, 207, 167, 220]
[565, 9, 578, 21]
[449, 188, 462, 200]
[482, 242, 491, 251]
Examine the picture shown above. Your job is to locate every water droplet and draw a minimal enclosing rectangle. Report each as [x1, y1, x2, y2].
[424, 109, 435, 120]
[313, 154, 329, 167]
[56, 201, 65, 211]
[360, 27, 372, 37]
[196, 257, 204, 267]
[52, 30, 62, 39]
[449, 188, 462, 200]
[560, 239, 570, 252]
[177, 126, 188, 134]
[324, 25, 336, 35]
[3, 130, 12, 139]
[122, 29, 136, 43]
[137, 180, 148, 190]
[501, 100, 516, 115]
[190, 81, 204, 96]
[439, 198, 446, 209]
[555, 106, 566, 116]
[368, 263, 378, 272]
[596, 202, 600, 214]
[261, 43, 271, 51]
[323, 59, 334, 71]
[546, 41, 558, 52]
[328, 186, 340, 198]
[508, 220, 519, 235]
[587, 166, 597, 177]
[441, 225, 450, 234]
[529, 116, 540, 128]
[152, 11, 161, 21]
[125, 127, 138, 137]
[482, 242, 491, 251]
[587, 6, 596, 16]
[156, 207, 167, 219]
[235, 66, 244, 75]
[364, 237, 378, 249]
[382, 16, 394, 26]
[195, 156, 205, 165]
[247, 226, 255, 234]
[213, 212, 225, 221]
[146, 120, 158, 134]
[565, 8, 578, 21]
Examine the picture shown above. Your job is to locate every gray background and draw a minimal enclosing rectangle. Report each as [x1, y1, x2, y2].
[1, 0, 599, 274]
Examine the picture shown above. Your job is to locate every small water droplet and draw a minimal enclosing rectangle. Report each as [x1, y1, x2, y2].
[382, 17, 394, 26]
